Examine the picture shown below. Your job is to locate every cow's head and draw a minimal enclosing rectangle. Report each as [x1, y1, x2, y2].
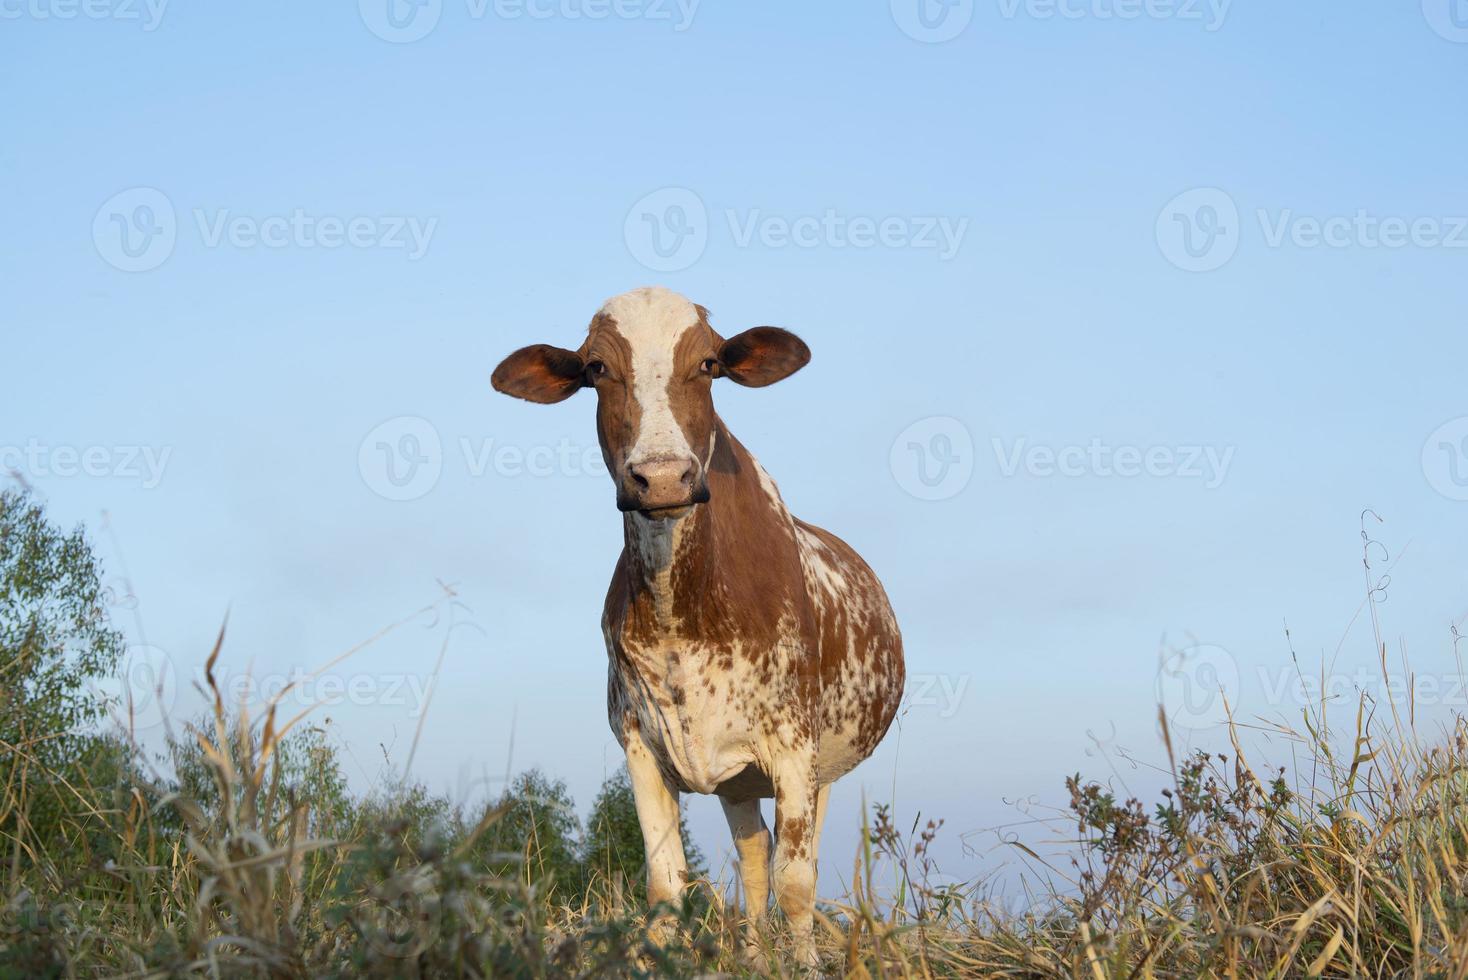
[492, 287, 809, 517]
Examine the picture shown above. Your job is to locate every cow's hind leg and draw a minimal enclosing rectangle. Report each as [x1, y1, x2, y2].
[720, 797, 771, 917]
[624, 726, 688, 940]
[771, 755, 820, 967]
[720, 796, 771, 962]
[811, 783, 831, 874]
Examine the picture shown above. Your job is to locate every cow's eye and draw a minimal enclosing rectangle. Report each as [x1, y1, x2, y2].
[587, 360, 607, 380]
[700, 358, 718, 375]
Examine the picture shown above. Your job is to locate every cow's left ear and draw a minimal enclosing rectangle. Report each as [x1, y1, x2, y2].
[718, 327, 811, 388]
[492, 344, 586, 403]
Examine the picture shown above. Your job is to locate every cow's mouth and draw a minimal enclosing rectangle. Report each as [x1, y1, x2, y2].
[637, 503, 697, 520]
[623, 483, 710, 519]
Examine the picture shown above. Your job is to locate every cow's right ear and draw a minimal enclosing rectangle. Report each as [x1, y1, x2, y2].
[492, 344, 586, 404]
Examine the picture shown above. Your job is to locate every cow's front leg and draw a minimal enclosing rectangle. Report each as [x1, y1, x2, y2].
[623, 723, 688, 931]
[771, 753, 819, 967]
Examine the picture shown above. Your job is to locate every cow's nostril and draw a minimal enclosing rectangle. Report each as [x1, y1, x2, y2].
[628, 458, 698, 506]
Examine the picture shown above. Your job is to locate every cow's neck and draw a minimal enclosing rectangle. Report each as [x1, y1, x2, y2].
[620, 418, 792, 636]
[623, 512, 703, 627]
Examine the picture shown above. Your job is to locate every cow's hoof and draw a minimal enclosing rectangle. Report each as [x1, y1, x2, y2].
[737, 938, 769, 973]
[645, 917, 677, 949]
[794, 943, 821, 973]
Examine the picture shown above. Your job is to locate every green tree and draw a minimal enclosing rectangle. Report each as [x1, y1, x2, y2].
[166, 718, 354, 839]
[0, 487, 127, 862]
[474, 769, 583, 901]
[581, 765, 707, 904]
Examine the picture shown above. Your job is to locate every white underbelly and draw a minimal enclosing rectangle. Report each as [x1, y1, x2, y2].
[633, 688, 759, 795]
[815, 731, 869, 785]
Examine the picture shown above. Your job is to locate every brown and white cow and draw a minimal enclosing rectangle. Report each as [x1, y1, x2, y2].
[491, 287, 904, 963]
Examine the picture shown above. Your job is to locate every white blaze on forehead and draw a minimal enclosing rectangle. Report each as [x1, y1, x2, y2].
[600, 287, 698, 464]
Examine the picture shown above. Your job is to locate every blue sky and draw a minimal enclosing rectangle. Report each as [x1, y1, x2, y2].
[4, 0, 1467, 895]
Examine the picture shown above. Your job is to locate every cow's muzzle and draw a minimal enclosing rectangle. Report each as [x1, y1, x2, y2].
[618, 456, 710, 515]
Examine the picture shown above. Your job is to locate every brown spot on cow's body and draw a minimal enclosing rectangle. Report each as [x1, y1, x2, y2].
[778, 814, 809, 854]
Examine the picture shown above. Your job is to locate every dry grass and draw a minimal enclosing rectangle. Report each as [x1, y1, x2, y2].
[6, 621, 1468, 976]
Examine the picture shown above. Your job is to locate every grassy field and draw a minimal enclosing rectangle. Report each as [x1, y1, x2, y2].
[5, 632, 1468, 977]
